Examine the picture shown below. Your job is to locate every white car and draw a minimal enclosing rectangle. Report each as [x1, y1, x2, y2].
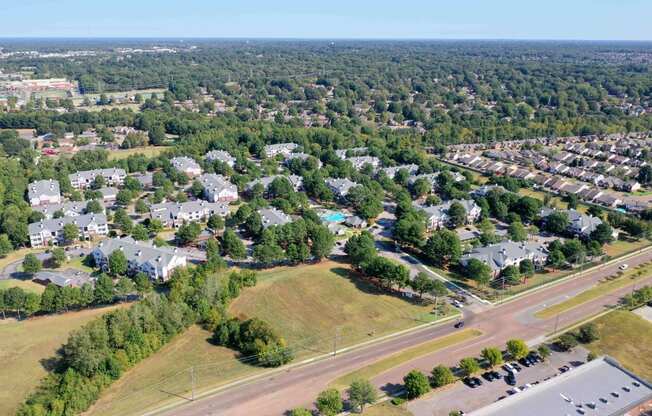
[452, 300, 464, 309]
[619, 264, 629, 270]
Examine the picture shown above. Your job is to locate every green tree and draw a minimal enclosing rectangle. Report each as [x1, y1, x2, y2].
[556, 333, 578, 351]
[508, 221, 528, 242]
[577, 323, 599, 343]
[50, 247, 67, 268]
[134, 199, 149, 214]
[403, 369, 430, 399]
[0, 234, 13, 257]
[348, 378, 377, 412]
[108, 250, 128, 276]
[207, 214, 225, 230]
[544, 212, 570, 234]
[316, 388, 343, 416]
[115, 276, 135, 299]
[430, 365, 455, 388]
[131, 224, 149, 241]
[62, 223, 79, 244]
[221, 228, 246, 259]
[464, 258, 492, 286]
[447, 201, 467, 228]
[22, 253, 42, 274]
[501, 265, 521, 286]
[459, 357, 481, 377]
[290, 408, 312, 416]
[134, 272, 153, 297]
[86, 199, 103, 214]
[481, 347, 504, 368]
[175, 222, 202, 246]
[423, 229, 461, 268]
[537, 344, 551, 361]
[344, 231, 376, 266]
[410, 272, 435, 298]
[93, 274, 115, 304]
[590, 223, 614, 245]
[519, 259, 535, 278]
[506, 339, 529, 359]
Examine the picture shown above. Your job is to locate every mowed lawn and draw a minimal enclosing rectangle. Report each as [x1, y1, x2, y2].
[0, 278, 45, 293]
[89, 325, 264, 416]
[0, 304, 127, 416]
[108, 145, 172, 160]
[230, 261, 446, 357]
[586, 310, 652, 381]
[89, 262, 446, 416]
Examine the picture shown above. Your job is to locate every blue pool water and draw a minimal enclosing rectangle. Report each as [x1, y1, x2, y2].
[322, 212, 346, 222]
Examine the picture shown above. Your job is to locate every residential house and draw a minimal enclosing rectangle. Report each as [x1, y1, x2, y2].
[133, 172, 154, 189]
[285, 152, 322, 168]
[246, 174, 303, 194]
[325, 178, 359, 200]
[198, 173, 238, 202]
[33, 269, 93, 288]
[92, 237, 186, 281]
[263, 143, 298, 158]
[171, 156, 202, 178]
[417, 199, 482, 231]
[347, 156, 381, 171]
[380, 164, 420, 179]
[34, 201, 89, 219]
[258, 207, 292, 229]
[29, 214, 108, 247]
[150, 200, 229, 228]
[460, 241, 549, 278]
[205, 150, 236, 167]
[98, 187, 118, 202]
[69, 168, 127, 189]
[27, 179, 62, 206]
[335, 147, 367, 159]
[345, 215, 368, 229]
[470, 185, 506, 198]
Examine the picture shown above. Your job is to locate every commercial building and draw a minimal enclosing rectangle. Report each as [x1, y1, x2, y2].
[469, 356, 652, 416]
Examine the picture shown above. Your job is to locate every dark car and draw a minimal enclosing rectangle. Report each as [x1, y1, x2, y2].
[527, 352, 542, 363]
[512, 363, 523, 372]
[490, 370, 502, 380]
[559, 365, 570, 373]
[505, 373, 516, 386]
[482, 371, 495, 382]
[518, 357, 532, 368]
[454, 321, 465, 329]
[463, 377, 479, 388]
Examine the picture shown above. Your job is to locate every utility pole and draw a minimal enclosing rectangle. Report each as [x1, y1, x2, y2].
[190, 366, 195, 401]
[333, 327, 341, 356]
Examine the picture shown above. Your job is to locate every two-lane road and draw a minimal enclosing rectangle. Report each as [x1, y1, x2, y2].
[152, 248, 652, 416]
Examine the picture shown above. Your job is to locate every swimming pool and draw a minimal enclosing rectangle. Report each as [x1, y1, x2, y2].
[321, 212, 346, 222]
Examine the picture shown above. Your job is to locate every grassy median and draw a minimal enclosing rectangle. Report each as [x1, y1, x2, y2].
[535, 262, 652, 319]
[329, 328, 482, 391]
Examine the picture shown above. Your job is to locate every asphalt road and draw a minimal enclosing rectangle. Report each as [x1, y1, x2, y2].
[152, 248, 652, 416]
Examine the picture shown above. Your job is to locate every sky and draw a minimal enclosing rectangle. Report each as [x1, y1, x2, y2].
[2, 0, 652, 40]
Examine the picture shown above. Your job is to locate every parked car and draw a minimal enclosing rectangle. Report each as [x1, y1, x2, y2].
[559, 365, 571, 373]
[505, 373, 516, 386]
[518, 357, 532, 367]
[508, 387, 521, 395]
[463, 377, 483, 388]
[454, 321, 465, 329]
[503, 363, 518, 373]
[512, 363, 523, 372]
[482, 371, 495, 382]
[490, 370, 502, 380]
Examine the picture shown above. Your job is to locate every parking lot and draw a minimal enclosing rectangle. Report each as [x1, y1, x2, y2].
[408, 347, 589, 416]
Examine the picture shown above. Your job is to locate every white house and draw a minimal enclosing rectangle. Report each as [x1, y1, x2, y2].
[417, 199, 482, 231]
[92, 237, 186, 281]
[69, 168, 127, 189]
[205, 150, 236, 167]
[171, 156, 202, 178]
[460, 241, 549, 278]
[198, 173, 239, 202]
[27, 179, 62, 206]
[150, 200, 229, 228]
[29, 214, 109, 248]
[263, 143, 298, 158]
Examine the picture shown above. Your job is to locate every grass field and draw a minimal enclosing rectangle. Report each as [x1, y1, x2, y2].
[0, 247, 44, 271]
[90, 261, 450, 416]
[108, 145, 172, 160]
[517, 187, 589, 213]
[586, 310, 652, 381]
[0, 278, 45, 293]
[603, 238, 650, 258]
[534, 262, 652, 319]
[230, 261, 451, 357]
[89, 325, 264, 416]
[362, 402, 413, 416]
[329, 329, 482, 391]
[0, 304, 127, 416]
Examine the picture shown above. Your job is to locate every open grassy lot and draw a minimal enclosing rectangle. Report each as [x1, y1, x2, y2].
[329, 329, 482, 391]
[0, 278, 45, 293]
[0, 304, 127, 416]
[89, 325, 263, 416]
[361, 402, 413, 416]
[534, 262, 652, 319]
[230, 261, 451, 357]
[603, 238, 650, 258]
[108, 145, 172, 160]
[0, 247, 44, 270]
[586, 310, 652, 381]
[517, 187, 590, 213]
[90, 261, 447, 416]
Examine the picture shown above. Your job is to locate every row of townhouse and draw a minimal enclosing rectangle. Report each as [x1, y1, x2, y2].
[460, 240, 549, 278]
[27, 179, 61, 206]
[198, 173, 239, 202]
[171, 156, 203, 178]
[263, 142, 298, 158]
[325, 177, 359, 200]
[416, 199, 482, 231]
[258, 207, 292, 229]
[149, 200, 229, 228]
[92, 237, 186, 281]
[69, 168, 127, 189]
[34, 200, 104, 219]
[246, 174, 303, 195]
[29, 214, 108, 247]
[540, 208, 618, 239]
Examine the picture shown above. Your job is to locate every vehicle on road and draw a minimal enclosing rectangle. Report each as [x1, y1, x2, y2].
[619, 264, 629, 270]
[452, 299, 465, 309]
[454, 321, 465, 329]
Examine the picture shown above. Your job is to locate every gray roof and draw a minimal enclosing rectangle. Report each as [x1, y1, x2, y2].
[263, 143, 298, 155]
[348, 156, 381, 170]
[417, 199, 480, 221]
[335, 147, 367, 159]
[94, 237, 181, 267]
[34, 201, 90, 219]
[68, 168, 126, 183]
[258, 208, 292, 228]
[28, 213, 107, 235]
[198, 173, 237, 195]
[205, 150, 236, 165]
[325, 178, 359, 197]
[345, 215, 367, 227]
[540, 208, 603, 235]
[133, 172, 153, 188]
[285, 152, 322, 167]
[471, 184, 506, 197]
[171, 156, 201, 174]
[380, 164, 419, 179]
[246, 175, 303, 191]
[408, 171, 465, 185]
[33, 269, 92, 288]
[98, 187, 118, 198]
[460, 240, 548, 273]
[28, 179, 60, 201]
[150, 200, 229, 222]
[469, 356, 652, 416]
